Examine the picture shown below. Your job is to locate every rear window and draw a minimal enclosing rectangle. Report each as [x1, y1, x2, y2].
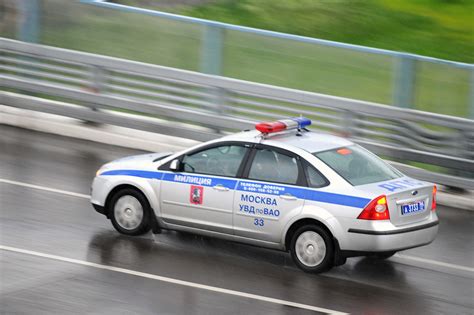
[314, 145, 402, 186]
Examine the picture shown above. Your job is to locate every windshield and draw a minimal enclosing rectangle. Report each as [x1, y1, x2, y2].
[314, 145, 402, 186]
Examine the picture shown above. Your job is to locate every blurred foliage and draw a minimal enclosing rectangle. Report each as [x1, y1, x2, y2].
[182, 0, 474, 63]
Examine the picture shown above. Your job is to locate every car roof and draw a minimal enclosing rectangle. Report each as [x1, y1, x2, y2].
[220, 129, 354, 153]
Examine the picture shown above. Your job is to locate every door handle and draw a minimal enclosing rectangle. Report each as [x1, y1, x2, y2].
[279, 193, 297, 200]
[213, 184, 229, 192]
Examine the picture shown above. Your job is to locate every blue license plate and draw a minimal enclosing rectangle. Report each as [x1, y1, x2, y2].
[401, 201, 425, 215]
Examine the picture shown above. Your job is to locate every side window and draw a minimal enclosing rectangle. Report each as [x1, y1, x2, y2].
[248, 148, 298, 185]
[182, 145, 248, 177]
[305, 164, 328, 188]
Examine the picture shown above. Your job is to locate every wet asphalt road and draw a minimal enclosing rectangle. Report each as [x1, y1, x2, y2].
[0, 125, 473, 315]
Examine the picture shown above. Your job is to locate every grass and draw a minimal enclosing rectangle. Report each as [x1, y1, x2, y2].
[40, 2, 202, 71]
[183, 0, 474, 63]
[1, 0, 472, 117]
[183, 0, 473, 117]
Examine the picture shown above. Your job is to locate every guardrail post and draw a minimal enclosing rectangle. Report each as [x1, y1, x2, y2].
[17, 0, 40, 43]
[392, 54, 416, 109]
[452, 129, 474, 185]
[83, 65, 107, 121]
[469, 68, 474, 119]
[89, 65, 107, 94]
[201, 24, 226, 126]
[343, 110, 358, 138]
[200, 24, 224, 75]
[205, 87, 228, 133]
[215, 87, 227, 114]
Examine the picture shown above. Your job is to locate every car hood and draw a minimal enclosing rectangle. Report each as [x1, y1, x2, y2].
[99, 152, 173, 172]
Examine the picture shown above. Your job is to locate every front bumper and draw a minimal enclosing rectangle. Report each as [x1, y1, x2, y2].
[92, 203, 107, 216]
[90, 176, 112, 207]
[90, 176, 114, 217]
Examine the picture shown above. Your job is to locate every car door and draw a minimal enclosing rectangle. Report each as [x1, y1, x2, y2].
[160, 143, 250, 234]
[233, 145, 305, 243]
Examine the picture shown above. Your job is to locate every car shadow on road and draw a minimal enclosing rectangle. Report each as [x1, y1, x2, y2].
[85, 230, 435, 315]
[87, 228, 410, 284]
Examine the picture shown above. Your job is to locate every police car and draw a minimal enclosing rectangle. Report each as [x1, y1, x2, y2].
[91, 117, 439, 273]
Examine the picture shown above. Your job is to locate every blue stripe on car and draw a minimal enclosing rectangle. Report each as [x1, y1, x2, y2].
[236, 180, 369, 208]
[101, 170, 370, 208]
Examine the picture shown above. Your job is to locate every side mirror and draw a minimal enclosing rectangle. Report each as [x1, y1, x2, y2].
[169, 159, 180, 171]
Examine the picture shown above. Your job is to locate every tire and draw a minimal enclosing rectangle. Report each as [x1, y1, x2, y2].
[290, 225, 334, 273]
[109, 188, 152, 236]
[370, 251, 396, 260]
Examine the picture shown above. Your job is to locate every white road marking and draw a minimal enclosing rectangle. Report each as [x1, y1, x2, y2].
[392, 253, 474, 278]
[0, 178, 90, 199]
[0, 245, 347, 315]
[2, 178, 473, 277]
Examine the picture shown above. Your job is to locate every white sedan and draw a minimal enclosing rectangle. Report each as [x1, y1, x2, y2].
[91, 117, 438, 273]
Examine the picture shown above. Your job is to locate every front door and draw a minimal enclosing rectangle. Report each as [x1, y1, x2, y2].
[161, 144, 250, 234]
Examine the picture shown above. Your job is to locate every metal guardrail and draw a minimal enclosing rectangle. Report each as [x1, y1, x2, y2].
[11, 0, 474, 117]
[1, 38, 473, 189]
[79, 0, 474, 116]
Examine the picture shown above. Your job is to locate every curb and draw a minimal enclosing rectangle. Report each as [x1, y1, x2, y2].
[0, 105, 198, 152]
[437, 189, 474, 212]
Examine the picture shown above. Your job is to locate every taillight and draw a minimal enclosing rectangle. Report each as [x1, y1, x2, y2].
[358, 195, 390, 220]
[431, 185, 437, 211]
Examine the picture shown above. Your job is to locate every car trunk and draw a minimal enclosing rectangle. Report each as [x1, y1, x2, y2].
[357, 178, 434, 226]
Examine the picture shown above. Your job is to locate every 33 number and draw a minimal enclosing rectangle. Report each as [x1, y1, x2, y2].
[254, 218, 264, 227]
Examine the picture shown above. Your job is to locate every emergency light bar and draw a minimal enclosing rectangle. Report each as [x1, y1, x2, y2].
[255, 117, 311, 134]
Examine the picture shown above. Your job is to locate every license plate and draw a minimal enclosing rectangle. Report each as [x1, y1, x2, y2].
[401, 201, 425, 215]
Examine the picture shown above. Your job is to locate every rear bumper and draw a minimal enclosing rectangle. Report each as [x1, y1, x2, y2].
[348, 220, 439, 235]
[342, 220, 439, 252]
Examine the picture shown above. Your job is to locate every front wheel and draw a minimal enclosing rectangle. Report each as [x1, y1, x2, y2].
[109, 188, 151, 236]
[290, 225, 334, 273]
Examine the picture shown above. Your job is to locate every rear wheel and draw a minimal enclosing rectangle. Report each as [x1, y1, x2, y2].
[290, 225, 334, 273]
[109, 188, 151, 236]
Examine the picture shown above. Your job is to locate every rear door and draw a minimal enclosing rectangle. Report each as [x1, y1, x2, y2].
[233, 145, 305, 243]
